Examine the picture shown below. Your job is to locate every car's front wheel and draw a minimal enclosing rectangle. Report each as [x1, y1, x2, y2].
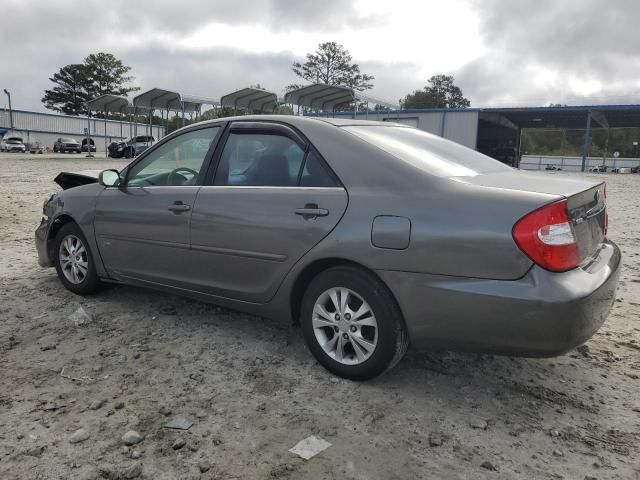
[53, 222, 101, 295]
[300, 266, 408, 380]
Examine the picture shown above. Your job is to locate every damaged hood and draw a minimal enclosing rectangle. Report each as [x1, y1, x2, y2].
[54, 170, 101, 190]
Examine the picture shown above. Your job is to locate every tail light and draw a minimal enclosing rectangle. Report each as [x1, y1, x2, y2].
[512, 199, 580, 272]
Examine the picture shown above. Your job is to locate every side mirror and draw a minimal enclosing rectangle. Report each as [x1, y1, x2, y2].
[98, 169, 121, 187]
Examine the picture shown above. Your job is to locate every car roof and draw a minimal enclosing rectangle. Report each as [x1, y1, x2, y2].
[185, 114, 411, 130]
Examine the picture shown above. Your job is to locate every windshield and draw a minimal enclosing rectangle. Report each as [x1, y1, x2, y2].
[61, 138, 76, 143]
[343, 126, 512, 177]
[7, 139, 22, 144]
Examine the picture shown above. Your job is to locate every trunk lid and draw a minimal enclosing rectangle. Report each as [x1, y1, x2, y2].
[452, 170, 600, 197]
[567, 183, 607, 262]
[454, 170, 606, 264]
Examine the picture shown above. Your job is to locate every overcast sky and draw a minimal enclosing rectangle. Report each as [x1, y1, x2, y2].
[1, 0, 639, 112]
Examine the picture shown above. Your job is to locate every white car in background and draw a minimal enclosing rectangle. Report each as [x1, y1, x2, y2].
[1, 136, 26, 153]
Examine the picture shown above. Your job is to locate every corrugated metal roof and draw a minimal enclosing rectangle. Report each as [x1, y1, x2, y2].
[133, 88, 219, 113]
[86, 95, 132, 113]
[285, 84, 399, 110]
[220, 87, 278, 112]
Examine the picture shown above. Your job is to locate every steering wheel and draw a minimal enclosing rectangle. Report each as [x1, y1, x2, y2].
[167, 167, 198, 186]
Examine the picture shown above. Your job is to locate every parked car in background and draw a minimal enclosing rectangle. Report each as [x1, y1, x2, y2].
[54, 138, 81, 154]
[122, 135, 156, 158]
[590, 165, 608, 173]
[545, 164, 562, 171]
[1, 136, 27, 153]
[27, 141, 44, 154]
[108, 140, 126, 158]
[81, 138, 97, 153]
[107, 136, 155, 159]
[36, 116, 620, 380]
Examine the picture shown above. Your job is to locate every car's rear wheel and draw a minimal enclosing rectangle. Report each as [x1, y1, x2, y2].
[300, 266, 408, 380]
[53, 222, 101, 295]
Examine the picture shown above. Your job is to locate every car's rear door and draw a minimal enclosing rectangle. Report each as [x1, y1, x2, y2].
[188, 121, 348, 303]
[93, 125, 221, 285]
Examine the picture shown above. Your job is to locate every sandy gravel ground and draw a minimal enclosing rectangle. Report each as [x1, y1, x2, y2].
[0, 153, 639, 480]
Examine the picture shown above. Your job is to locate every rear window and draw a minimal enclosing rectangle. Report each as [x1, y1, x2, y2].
[343, 126, 512, 177]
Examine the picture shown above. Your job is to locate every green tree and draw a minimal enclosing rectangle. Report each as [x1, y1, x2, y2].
[83, 53, 138, 99]
[42, 52, 138, 115]
[402, 74, 470, 109]
[291, 42, 374, 91]
[272, 104, 293, 115]
[41, 64, 90, 115]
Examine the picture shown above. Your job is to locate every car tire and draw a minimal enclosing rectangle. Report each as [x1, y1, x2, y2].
[53, 222, 102, 295]
[300, 265, 408, 380]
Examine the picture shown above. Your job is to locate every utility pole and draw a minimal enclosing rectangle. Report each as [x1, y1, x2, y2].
[3, 89, 14, 131]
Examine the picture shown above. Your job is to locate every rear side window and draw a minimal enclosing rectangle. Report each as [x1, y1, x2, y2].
[343, 126, 512, 177]
[300, 151, 339, 187]
[213, 132, 340, 188]
[214, 133, 305, 187]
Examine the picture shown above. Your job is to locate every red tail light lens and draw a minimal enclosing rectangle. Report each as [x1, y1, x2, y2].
[512, 199, 580, 272]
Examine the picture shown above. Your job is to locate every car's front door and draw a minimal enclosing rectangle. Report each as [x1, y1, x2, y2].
[94, 125, 220, 285]
[188, 122, 348, 303]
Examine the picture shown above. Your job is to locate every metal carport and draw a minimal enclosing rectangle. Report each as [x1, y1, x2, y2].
[284, 84, 398, 116]
[479, 104, 640, 171]
[133, 88, 219, 142]
[220, 87, 278, 113]
[86, 95, 139, 157]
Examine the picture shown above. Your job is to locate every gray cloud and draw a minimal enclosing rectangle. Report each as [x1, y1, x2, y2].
[0, 0, 383, 111]
[2, 0, 639, 113]
[458, 0, 640, 106]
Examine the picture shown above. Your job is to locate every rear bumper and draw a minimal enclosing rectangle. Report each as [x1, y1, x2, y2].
[377, 240, 621, 356]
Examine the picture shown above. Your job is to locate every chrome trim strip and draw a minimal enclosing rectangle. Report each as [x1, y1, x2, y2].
[99, 235, 286, 262]
[124, 185, 201, 189]
[198, 186, 344, 190]
[99, 235, 189, 250]
[191, 244, 287, 262]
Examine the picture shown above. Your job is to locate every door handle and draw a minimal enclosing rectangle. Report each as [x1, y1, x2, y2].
[295, 203, 329, 219]
[168, 201, 191, 213]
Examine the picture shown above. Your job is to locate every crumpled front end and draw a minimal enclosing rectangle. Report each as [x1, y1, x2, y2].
[35, 193, 63, 267]
[35, 216, 54, 267]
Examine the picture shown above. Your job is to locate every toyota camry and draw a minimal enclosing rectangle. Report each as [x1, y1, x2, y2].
[35, 116, 620, 380]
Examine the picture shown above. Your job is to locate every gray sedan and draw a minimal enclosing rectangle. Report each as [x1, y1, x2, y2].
[35, 116, 620, 380]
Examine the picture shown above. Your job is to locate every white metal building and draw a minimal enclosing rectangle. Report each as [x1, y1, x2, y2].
[0, 108, 164, 152]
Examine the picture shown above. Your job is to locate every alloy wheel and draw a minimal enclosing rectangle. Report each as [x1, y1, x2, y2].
[58, 235, 89, 284]
[312, 287, 378, 365]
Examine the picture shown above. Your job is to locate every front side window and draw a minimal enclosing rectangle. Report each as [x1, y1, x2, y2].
[127, 127, 219, 187]
[213, 133, 306, 187]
